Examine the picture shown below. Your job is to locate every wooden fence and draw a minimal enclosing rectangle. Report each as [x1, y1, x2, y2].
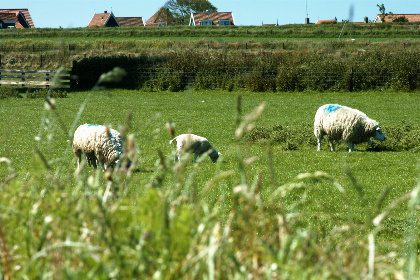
[0, 69, 75, 88]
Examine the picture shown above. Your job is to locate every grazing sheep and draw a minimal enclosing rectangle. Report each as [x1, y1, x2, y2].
[169, 134, 221, 163]
[314, 104, 386, 152]
[73, 124, 124, 170]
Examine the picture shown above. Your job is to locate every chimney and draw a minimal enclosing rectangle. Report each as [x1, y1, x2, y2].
[104, 10, 107, 13]
[305, 18, 310, 24]
[364, 17, 368, 23]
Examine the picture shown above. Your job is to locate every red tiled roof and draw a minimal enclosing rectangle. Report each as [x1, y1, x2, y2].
[0, 9, 34, 28]
[375, 14, 420, 23]
[88, 12, 112, 27]
[117, 17, 144, 27]
[190, 12, 235, 26]
[316, 19, 337, 24]
[0, 13, 16, 21]
[145, 8, 169, 26]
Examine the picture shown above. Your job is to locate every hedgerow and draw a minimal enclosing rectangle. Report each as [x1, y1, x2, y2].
[72, 49, 420, 92]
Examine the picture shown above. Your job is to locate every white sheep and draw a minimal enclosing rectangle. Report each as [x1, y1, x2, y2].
[73, 124, 124, 170]
[169, 134, 221, 163]
[314, 104, 386, 152]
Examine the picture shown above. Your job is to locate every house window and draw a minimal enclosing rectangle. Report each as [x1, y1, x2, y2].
[4, 21, 16, 28]
[219, 20, 231, 26]
[200, 20, 213, 26]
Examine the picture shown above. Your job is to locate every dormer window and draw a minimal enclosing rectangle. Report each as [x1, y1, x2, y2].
[4, 20, 16, 28]
[200, 20, 212, 26]
[219, 20, 231, 25]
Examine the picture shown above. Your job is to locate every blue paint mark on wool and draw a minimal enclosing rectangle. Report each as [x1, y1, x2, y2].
[87, 124, 100, 127]
[323, 104, 342, 113]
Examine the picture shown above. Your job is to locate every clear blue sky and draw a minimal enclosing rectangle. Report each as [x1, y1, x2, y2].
[5, 0, 419, 28]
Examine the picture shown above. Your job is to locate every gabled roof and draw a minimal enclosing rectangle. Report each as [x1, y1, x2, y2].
[117, 17, 144, 27]
[145, 7, 174, 26]
[190, 12, 235, 26]
[0, 9, 34, 28]
[88, 11, 120, 27]
[373, 14, 420, 23]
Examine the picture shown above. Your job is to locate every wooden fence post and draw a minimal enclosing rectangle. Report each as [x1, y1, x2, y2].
[22, 71, 25, 87]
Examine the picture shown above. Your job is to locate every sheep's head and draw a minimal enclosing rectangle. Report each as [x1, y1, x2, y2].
[373, 126, 386, 141]
[210, 151, 221, 163]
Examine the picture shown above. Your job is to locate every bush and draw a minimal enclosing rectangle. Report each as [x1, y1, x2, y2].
[24, 89, 68, 99]
[245, 123, 316, 149]
[0, 87, 22, 99]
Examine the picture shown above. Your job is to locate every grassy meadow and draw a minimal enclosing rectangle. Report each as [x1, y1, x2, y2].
[1, 87, 420, 278]
[0, 24, 420, 278]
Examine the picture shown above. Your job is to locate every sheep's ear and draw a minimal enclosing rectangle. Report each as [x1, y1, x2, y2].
[218, 152, 222, 156]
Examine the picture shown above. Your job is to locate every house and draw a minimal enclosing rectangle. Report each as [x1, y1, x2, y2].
[189, 12, 235, 26]
[316, 18, 337, 24]
[0, 9, 34, 28]
[117, 17, 144, 27]
[88, 11, 120, 27]
[372, 14, 420, 23]
[145, 7, 176, 26]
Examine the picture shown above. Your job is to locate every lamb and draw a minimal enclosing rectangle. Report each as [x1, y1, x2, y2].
[169, 134, 221, 163]
[314, 104, 386, 152]
[73, 124, 124, 170]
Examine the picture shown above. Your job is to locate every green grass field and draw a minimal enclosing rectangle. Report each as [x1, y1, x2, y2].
[1, 87, 419, 278]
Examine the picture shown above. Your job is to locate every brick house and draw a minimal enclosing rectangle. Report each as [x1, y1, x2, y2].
[372, 14, 420, 23]
[88, 11, 120, 27]
[189, 12, 235, 26]
[0, 9, 34, 28]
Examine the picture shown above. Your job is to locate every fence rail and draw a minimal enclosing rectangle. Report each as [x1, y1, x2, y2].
[0, 69, 74, 88]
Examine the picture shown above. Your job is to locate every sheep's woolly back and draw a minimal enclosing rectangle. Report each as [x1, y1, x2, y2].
[314, 104, 379, 144]
[170, 134, 220, 162]
[73, 124, 123, 168]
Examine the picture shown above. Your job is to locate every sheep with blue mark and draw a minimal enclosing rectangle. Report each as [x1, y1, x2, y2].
[73, 124, 124, 171]
[314, 104, 386, 152]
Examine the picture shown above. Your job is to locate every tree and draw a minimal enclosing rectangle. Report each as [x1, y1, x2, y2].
[164, 0, 217, 25]
[377, 3, 386, 22]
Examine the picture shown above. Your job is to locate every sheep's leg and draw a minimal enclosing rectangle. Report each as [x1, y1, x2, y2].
[75, 151, 82, 170]
[317, 138, 322, 151]
[329, 140, 335, 152]
[175, 151, 181, 162]
[77, 155, 81, 170]
[348, 142, 355, 152]
[193, 153, 198, 163]
[92, 159, 98, 169]
[367, 139, 372, 145]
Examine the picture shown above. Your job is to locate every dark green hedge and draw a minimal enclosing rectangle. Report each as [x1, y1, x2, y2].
[72, 50, 420, 92]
